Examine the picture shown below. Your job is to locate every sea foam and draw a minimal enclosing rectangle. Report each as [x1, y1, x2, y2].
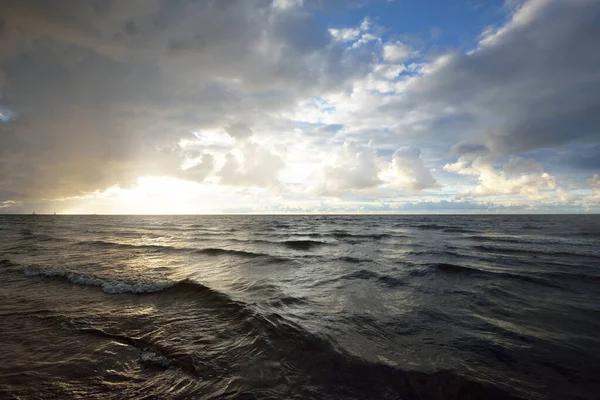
[24, 266, 175, 294]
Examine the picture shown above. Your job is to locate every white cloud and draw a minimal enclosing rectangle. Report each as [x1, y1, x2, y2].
[218, 141, 285, 187]
[444, 156, 556, 199]
[329, 28, 360, 42]
[373, 63, 406, 80]
[0, 0, 598, 213]
[179, 153, 215, 183]
[312, 142, 382, 196]
[589, 174, 600, 201]
[387, 147, 439, 191]
[273, 0, 303, 10]
[382, 42, 413, 62]
[556, 187, 576, 203]
[352, 33, 380, 48]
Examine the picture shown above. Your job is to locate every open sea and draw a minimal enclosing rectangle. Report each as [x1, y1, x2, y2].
[0, 214, 599, 399]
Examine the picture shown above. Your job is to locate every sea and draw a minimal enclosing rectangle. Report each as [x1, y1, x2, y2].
[0, 214, 599, 400]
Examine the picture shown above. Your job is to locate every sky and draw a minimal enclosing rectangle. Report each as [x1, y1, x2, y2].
[0, 0, 599, 214]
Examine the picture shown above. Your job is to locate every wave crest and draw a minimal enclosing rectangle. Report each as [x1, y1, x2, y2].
[281, 240, 327, 250]
[24, 267, 177, 294]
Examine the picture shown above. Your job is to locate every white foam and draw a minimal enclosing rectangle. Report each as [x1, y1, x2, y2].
[139, 350, 170, 367]
[24, 266, 175, 294]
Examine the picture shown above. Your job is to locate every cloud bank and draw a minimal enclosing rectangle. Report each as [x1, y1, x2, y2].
[0, 0, 599, 213]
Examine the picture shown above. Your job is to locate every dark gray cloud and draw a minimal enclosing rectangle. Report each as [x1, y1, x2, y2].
[381, 0, 600, 159]
[451, 143, 490, 156]
[560, 145, 600, 170]
[0, 0, 376, 202]
[225, 124, 253, 140]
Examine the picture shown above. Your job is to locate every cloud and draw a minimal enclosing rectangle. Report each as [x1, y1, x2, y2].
[225, 123, 254, 140]
[386, 0, 600, 157]
[273, 0, 304, 10]
[329, 28, 360, 42]
[451, 143, 490, 157]
[0, 0, 374, 202]
[312, 142, 382, 196]
[444, 156, 556, 199]
[179, 153, 215, 183]
[218, 141, 285, 187]
[311, 143, 439, 196]
[560, 145, 600, 170]
[589, 174, 600, 201]
[0, 0, 598, 213]
[382, 42, 413, 62]
[389, 147, 439, 191]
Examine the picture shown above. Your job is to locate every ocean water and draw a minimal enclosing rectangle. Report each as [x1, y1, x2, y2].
[0, 215, 599, 400]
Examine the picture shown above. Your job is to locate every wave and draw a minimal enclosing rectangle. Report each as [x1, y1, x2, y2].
[407, 263, 484, 279]
[472, 244, 593, 258]
[321, 269, 405, 288]
[268, 295, 309, 308]
[1, 259, 14, 267]
[24, 266, 179, 294]
[522, 224, 543, 230]
[428, 262, 481, 274]
[443, 227, 477, 233]
[413, 263, 566, 289]
[84, 230, 166, 239]
[19, 261, 519, 399]
[228, 236, 382, 249]
[23, 266, 247, 307]
[189, 224, 237, 232]
[546, 270, 600, 281]
[413, 223, 447, 230]
[20, 233, 67, 242]
[466, 235, 522, 244]
[196, 248, 265, 258]
[139, 350, 171, 368]
[403, 250, 465, 258]
[281, 240, 327, 250]
[76, 240, 285, 261]
[576, 232, 600, 239]
[331, 231, 394, 240]
[337, 256, 370, 264]
[289, 232, 326, 238]
[250, 314, 518, 400]
[61, 303, 517, 399]
[395, 223, 478, 234]
[64, 323, 208, 377]
[467, 235, 595, 247]
[77, 240, 183, 253]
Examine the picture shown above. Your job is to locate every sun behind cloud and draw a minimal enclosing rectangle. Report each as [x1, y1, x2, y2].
[0, 0, 599, 214]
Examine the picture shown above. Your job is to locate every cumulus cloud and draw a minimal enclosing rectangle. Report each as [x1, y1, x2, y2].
[0, 0, 598, 213]
[218, 141, 285, 187]
[589, 174, 600, 201]
[329, 28, 360, 42]
[382, 42, 413, 62]
[311, 143, 439, 196]
[389, 147, 439, 191]
[0, 0, 372, 203]
[444, 156, 556, 199]
[179, 153, 215, 183]
[312, 142, 382, 196]
[384, 0, 600, 157]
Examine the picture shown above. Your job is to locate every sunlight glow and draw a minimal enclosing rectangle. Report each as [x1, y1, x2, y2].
[65, 177, 223, 214]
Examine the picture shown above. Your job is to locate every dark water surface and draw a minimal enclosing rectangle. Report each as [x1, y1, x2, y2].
[1, 215, 599, 399]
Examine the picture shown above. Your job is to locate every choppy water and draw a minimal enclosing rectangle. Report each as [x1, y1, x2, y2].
[1, 215, 599, 399]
